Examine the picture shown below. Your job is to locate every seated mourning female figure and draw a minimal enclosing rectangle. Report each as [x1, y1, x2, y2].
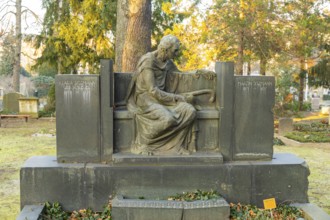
[126, 35, 198, 155]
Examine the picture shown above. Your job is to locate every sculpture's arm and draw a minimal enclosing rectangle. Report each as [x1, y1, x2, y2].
[143, 69, 185, 104]
[183, 69, 216, 80]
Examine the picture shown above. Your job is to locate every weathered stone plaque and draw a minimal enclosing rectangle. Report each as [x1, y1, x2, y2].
[278, 117, 293, 136]
[18, 97, 39, 118]
[55, 75, 100, 163]
[3, 92, 23, 113]
[233, 76, 275, 160]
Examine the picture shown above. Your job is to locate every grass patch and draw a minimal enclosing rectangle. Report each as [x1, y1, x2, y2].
[1, 119, 329, 218]
[0, 119, 56, 220]
[275, 145, 330, 214]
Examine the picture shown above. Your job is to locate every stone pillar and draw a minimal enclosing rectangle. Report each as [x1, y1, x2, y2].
[216, 62, 235, 161]
[100, 59, 114, 162]
[55, 75, 101, 163]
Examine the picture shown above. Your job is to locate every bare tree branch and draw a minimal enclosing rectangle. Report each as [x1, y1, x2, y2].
[21, 51, 37, 61]
[0, 3, 15, 13]
[0, 11, 15, 22]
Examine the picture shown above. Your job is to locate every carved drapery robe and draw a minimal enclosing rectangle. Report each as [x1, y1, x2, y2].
[127, 52, 196, 155]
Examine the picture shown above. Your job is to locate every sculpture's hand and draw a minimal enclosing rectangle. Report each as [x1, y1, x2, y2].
[182, 94, 194, 103]
[174, 94, 186, 102]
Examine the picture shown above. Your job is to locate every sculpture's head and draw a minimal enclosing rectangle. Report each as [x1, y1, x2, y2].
[157, 35, 181, 61]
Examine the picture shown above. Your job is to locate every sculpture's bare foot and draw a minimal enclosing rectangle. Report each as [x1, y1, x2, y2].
[188, 143, 196, 153]
[178, 148, 191, 155]
[140, 151, 154, 156]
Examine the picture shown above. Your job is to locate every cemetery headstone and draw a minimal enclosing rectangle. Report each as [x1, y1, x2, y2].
[311, 97, 320, 111]
[278, 118, 294, 136]
[233, 76, 275, 160]
[19, 97, 39, 118]
[3, 92, 23, 113]
[55, 75, 101, 163]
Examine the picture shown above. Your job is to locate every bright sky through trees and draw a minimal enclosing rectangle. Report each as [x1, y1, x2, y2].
[0, 0, 44, 34]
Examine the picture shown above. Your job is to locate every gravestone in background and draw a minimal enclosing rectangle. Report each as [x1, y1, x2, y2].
[3, 92, 23, 113]
[311, 97, 320, 111]
[278, 118, 293, 136]
[18, 97, 39, 118]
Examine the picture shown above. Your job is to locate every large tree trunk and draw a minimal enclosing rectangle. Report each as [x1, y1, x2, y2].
[260, 57, 267, 75]
[298, 58, 305, 111]
[114, 0, 128, 72]
[57, 0, 63, 75]
[236, 29, 244, 75]
[13, 0, 22, 92]
[115, 0, 151, 72]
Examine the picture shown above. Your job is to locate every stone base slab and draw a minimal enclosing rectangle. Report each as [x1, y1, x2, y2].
[112, 152, 223, 165]
[112, 195, 230, 220]
[20, 153, 309, 211]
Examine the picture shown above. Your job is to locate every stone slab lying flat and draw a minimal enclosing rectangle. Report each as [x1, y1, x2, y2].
[16, 205, 44, 220]
[112, 195, 230, 220]
[112, 152, 224, 165]
[20, 153, 309, 211]
[292, 203, 330, 220]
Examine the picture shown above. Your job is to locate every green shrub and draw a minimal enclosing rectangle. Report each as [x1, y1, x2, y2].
[39, 83, 55, 117]
[294, 122, 329, 132]
[323, 95, 330, 100]
[31, 76, 55, 98]
[168, 189, 221, 201]
[273, 137, 285, 146]
[285, 131, 330, 143]
[230, 203, 303, 220]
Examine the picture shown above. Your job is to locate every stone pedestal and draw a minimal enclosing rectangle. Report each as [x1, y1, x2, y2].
[18, 97, 39, 118]
[20, 153, 309, 211]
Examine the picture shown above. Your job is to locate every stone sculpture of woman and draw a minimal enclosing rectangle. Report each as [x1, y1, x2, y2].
[126, 35, 198, 155]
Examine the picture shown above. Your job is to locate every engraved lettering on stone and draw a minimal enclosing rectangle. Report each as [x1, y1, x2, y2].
[59, 81, 96, 105]
[237, 81, 272, 93]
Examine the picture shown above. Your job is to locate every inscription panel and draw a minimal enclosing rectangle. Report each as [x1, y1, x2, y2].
[234, 76, 275, 160]
[56, 75, 100, 163]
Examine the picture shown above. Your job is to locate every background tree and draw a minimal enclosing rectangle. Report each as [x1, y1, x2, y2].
[202, 0, 287, 75]
[0, 28, 15, 76]
[309, 44, 330, 89]
[282, 0, 329, 110]
[33, 0, 116, 74]
[0, 27, 31, 93]
[0, 0, 38, 91]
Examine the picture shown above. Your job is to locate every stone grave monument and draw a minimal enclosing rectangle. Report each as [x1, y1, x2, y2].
[20, 36, 311, 219]
[18, 97, 39, 118]
[19, 60, 310, 218]
[3, 92, 23, 113]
